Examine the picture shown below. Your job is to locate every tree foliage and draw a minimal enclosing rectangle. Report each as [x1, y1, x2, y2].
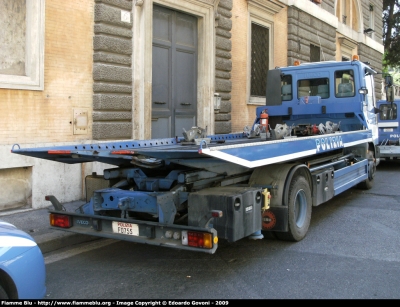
[383, 0, 400, 69]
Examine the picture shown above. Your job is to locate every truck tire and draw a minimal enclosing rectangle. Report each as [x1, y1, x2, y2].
[357, 151, 375, 190]
[276, 175, 312, 242]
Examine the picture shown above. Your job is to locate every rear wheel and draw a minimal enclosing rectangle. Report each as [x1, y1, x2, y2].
[276, 176, 312, 241]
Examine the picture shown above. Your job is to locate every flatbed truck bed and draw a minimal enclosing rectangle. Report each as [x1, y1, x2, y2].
[10, 58, 382, 254]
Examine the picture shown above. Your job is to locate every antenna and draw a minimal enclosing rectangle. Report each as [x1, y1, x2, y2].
[317, 32, 325, 61]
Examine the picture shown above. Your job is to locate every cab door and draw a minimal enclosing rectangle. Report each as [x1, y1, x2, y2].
[364, 73, 379, 144]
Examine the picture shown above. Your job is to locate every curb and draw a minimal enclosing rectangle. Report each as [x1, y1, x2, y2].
[36, 232, 101, 254]
[0, 200, 100, 254]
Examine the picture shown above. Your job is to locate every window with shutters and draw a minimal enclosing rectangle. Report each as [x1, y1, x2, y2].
[250, 23, 269, 98]
[335, 0, 359, 31]
[368, 3, 374, 38]
[246, 1, 279, 105]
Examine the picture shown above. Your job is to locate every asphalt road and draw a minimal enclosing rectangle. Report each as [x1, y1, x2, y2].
[43, 159, 400, 300]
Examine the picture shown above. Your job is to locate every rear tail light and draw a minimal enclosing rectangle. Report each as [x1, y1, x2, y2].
[111, 150, 135, 155]
[50, 213, 72, 228]
[182, 231, 214, 249]
[48, 150, 71, 155]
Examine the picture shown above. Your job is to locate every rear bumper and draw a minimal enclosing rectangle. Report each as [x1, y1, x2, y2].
[377, 145, 400, 158]
[49, 210, 218, 254]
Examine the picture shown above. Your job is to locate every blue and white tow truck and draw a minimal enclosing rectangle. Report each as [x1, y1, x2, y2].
[12, 57, 382, 254]
[377, 99, 400, 160]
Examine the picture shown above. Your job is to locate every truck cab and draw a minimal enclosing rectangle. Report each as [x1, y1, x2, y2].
[377, 100, 399, 141]
[376, 74, 399, 160]
[257, 57, 379, 150]
[377, 99, 400, 159]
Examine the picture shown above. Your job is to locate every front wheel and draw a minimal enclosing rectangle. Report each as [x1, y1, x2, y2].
[357, 150, 375, 190]
[276, 176, 312, 241]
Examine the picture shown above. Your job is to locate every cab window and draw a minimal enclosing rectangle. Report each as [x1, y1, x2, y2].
[297, 78, 329, 99]
[281, 75, 292, 101]
[335, 70, 355, 98]
[379, 103, 397, 120]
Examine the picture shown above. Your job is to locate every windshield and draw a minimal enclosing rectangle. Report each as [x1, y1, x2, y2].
[379, 103, 397, 120]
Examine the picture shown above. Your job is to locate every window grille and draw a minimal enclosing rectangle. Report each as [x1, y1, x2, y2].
[310, 44, 320, 62]
[251, 23, 269, 97]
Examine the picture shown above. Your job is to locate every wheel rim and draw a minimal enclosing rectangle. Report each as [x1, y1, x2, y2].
[294, 189, 307, 227]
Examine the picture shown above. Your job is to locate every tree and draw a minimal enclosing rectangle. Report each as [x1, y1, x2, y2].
[383, 0, 400, 69]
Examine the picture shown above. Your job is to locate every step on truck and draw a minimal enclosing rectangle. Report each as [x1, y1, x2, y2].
[12, 56, 383, 254]
[377, 75, 400, 160]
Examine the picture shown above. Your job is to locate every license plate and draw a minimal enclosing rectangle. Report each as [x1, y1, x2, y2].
[112, 221, 139, 236]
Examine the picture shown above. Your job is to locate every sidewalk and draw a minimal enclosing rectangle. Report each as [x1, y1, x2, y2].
[0, 200, 100, 254]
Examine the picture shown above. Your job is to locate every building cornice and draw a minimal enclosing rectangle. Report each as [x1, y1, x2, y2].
[247, 0, 285, 15]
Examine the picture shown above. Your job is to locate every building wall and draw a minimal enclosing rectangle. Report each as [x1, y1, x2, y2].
[129, 0, 219, 140]
[359, 43, 383, 98]
[230, 1, 247, 133]
[320, 0, 335, 14]
[93, 0, 133, 140]
[361, 0, 383, 42]
[0, 0, 386, 212]
[0, 1, 94, 145]
[0, 0, 106, 211]
[361, 0, 384, 99]
[231, 0, 384, 133]
[287, 6, 336, 64]
[214, 0, 233, 134]
[231, 0, 287, 134]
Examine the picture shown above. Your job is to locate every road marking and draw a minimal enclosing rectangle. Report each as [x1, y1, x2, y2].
[44, 239, 117, 264]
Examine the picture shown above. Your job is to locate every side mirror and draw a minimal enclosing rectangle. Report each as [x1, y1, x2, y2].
[385, 75, 393, 87]
[358, 88, 368, 95]
[385, 74, 395, 103]
[387, 85, 395, 103]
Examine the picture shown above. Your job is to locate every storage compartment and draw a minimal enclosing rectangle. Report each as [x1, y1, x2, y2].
[311, 167, 334, 206]
[188, 187, 262, 242]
